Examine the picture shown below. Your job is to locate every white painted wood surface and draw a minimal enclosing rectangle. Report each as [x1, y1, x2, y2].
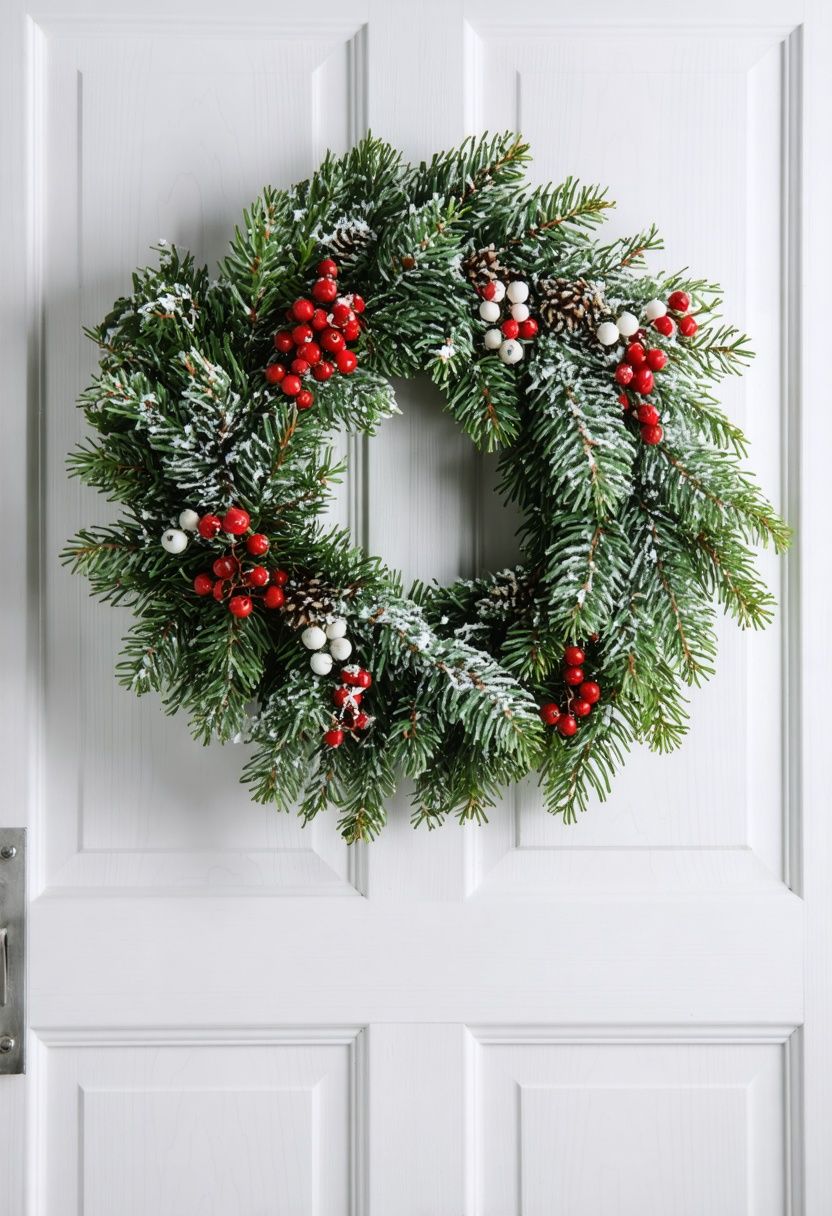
[0, 0, 828, 1211]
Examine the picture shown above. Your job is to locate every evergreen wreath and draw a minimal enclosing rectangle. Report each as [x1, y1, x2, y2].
[64, 134, 789, 843]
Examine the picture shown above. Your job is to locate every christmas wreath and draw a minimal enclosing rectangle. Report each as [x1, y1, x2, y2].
[64, 134, 789, 843]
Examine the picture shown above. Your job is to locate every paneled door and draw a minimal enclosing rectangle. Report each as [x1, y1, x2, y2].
[1, 0, 829, 1211]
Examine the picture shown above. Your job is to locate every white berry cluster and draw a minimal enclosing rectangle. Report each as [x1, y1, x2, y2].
[301, 617, 352, 676]
[160, 508, 201, 553]
[478, 278, 536, 366]
[594, 299, 668, 347]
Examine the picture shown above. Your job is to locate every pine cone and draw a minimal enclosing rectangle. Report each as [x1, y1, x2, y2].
[325, 219, 376, 265]
[280, 575, 338, 630]
[474, 568, 533, 623]
[463, 244, 506, 288]
[536, 277, 609, 335]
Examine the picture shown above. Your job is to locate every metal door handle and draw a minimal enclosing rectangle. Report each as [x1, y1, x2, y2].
[0, 830, 24, 1073]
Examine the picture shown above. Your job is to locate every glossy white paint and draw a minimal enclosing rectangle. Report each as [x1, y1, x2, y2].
[0, 0, 828, 1212]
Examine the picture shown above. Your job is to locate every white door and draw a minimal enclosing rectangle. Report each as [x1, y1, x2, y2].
[1, 0, 829, 1211]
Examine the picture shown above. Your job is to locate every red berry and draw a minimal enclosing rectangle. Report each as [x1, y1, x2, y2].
[580, 681, 601, 704]
[247, 565, 269, 587]
[272, 569, 288, 586]
[678, 314, 698, 338]
[274, 330, 294, 354]
[563, 666, 584, 686]
[668, 290, 690, 313]
[572, 698, 592, 718]
[641, 423, 664, 445]
[320, 327, 345, 354]
[197, 513, 222, 539]
[501, 318, 520, 339]
[480, 282, 496, 301]
[333, 686, 352, 709]
[324, 727, 344, 748]
[332, 302, 355, 328]
[246, 533, 270, 556]
[653, 315, 675, 337]
[632, 366, 654, 395]
[312, 361, 335, 382]
[539, 702, 561, 726]
[353, 712, 370, 730]
[625, 342, 646, 367]
[281, 375, 302, 397]
[265, 363, 286, 384]
[291, 324, 313, 347]
[221, 507, 250, 536]
[212, 555, 237, 579]
[312, 277, 338, 303]
[263, 585, 285, 609]
[193, 573, 214, 596]
[311, 308, 329, 331]
[228, 595, 253, 618]
[212, 580, 226, 601]
[296, 389, 314, 410]
[336, 349, 357, 375]
[518, 318, 539, 340]
[646, 348, 667, 371]
[614, 362, 634, 386]
[564, 646, 585, 666]
[637, 404, 660, 426]
[297, 341, 321, 365]
[557, 714, 578, 737]
[342, 319, 362, 342]
[317, 258, 338, 278]
[351, 295, 366, 313]
[342, 666, 371, 688]
[290, 358, 310, 377]
[632, 328, 648, 342]
[292, 298, 315, 322]
[618, 393, 631, 410]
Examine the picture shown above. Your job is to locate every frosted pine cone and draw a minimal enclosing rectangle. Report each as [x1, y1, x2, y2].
[536, 277, 609, 335]
[280, 575, 338, 630]
[463, 244, 506, 288]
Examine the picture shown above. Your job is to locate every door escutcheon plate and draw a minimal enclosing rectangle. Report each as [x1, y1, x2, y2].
[0, 830, 25, 1075]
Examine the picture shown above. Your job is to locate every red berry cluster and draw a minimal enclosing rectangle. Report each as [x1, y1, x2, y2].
[615, 291, 699, 447]
[614, 339, 668, 446]
[264, 259, 365, 410]
[538, 644, 602, 738]
[192, 507, 287, 618]
[324, 665, 373, 748]
[652, 290, 698, 340]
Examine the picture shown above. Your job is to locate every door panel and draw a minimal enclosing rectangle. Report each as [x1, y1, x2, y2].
[1, 0, 827, 1213]
[467, 21, 791, 897]
[40, 21, 366, 896]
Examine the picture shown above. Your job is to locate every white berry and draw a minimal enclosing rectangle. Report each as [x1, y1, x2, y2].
[310, 651, 333, 676]
[596, 321, 620, 346]
[491, 280, 506, 302]
[161, 528, 188, 554]
[616, 312, 639, 337]
[479, 300, 501, 323]
[483, 328, 503, 351]
[506, 280, 529, 304]
[499, 339, 523, 365]
[329, 637, 352, 662]
[178, 509, 200, 532]
[326, 618, 348, 639]
[510, 302, 530, 322]
[301, 625, 327, 651]
[643, 298, 667, 321]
